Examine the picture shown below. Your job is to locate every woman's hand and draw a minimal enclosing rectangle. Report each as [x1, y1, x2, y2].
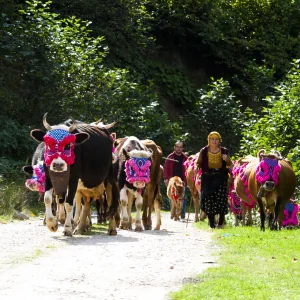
[222, 154, 229, 162]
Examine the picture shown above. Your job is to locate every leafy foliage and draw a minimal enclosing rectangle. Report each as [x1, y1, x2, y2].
[185, 78, 245, 155]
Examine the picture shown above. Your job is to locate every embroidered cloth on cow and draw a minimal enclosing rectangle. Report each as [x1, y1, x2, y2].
[125, 157, 151, 184]
[25, 163, 45, 193]
[43, 129, 76, 166]
[255, 158, 281, 185]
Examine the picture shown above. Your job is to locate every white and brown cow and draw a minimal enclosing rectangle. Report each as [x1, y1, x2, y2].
[115, 136, 155, 231]
[167, 176, 185, 221]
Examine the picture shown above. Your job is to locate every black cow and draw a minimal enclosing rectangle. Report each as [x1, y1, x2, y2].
[30, 113, 119, 236]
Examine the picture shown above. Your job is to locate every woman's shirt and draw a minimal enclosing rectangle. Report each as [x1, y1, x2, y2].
[208, 150, 222, 169]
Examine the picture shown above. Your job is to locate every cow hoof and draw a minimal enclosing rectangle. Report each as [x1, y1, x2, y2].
[108, 229, 117, 236]
[135, 225, 143, 232]
[58, 218, 65, 225]
[46, 218, 58, 232]
[144, 225, 152, 230]
[154, 225, 160, 230]
[63, 228, 73, 236]
[120, 221, 130, 230]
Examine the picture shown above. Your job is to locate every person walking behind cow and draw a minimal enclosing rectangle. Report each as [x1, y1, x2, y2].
[196, 132, 233, 229]
[164, 141, 188, 219]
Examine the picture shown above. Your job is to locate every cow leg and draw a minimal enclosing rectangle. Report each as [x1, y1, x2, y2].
[247, 207, 253, 226]
[142, 185, 154, 231]
[171, 199, 175, 220]
[271, 196, 282, 230]
[73, 196, 91, 235]
[120, 187, 130, 230]
[95, 198, 101, 224]
[135, 192, 143, 232]
[56, 195, 66, 224]
[175, 201, 182, 221]
[153, 193, 162, 230]
[63, 202, 74, 236]
[242, 205, 247, 226]
[44, 188, 58, 232]
[193, 193, 200, 222]
[257, 197, 265, 231]
[106, 181, 119, 235]
[73, 191, 82, 226]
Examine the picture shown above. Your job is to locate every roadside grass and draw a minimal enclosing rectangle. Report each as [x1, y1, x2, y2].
[170, 223, 300, 300]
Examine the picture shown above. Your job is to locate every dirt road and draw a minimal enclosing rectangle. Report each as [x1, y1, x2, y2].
[0, 213, 217, 300]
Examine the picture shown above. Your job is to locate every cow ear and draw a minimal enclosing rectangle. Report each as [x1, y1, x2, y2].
[122, 148, 130, 160]
[111, 132, 116, 141]
[75, 132, 89, 144]
[30, 129, 46, 142]
[22, 165, 33, 175]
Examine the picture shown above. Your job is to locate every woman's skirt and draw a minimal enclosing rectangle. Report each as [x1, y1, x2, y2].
[200, 171, 229, 215]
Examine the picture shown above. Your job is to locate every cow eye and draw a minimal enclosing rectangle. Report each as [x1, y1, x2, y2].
[64, 144, 71, 151]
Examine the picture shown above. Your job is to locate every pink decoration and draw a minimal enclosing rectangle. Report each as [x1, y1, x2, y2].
[282, 202, 299, 227]
[44, 133, 76, 166]
[255, 158, 281, 185]
[231, 162, 255, 207]
[25, 163, 45, 194]
[125, 157, 151, 184]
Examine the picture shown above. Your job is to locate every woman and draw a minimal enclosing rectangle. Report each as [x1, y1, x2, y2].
[196, 132, 233, 228]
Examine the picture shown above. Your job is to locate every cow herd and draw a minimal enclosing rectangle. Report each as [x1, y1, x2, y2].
[23, 114, 299, 236]
[23, 113, 164, 236]
[184, 149, 298, 230]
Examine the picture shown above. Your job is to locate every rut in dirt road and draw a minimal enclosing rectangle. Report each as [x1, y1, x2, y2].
[0, 213, 217, 300]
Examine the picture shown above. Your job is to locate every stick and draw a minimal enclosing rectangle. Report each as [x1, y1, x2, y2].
[162, 157, 179, 162]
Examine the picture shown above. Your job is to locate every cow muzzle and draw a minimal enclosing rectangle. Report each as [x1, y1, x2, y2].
[50, 157, 67, 172]
[133, 181, 146, 189]
[263, 181, 275, 191]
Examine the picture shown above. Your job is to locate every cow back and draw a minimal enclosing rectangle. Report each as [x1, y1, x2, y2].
[74, 123, 112, 188]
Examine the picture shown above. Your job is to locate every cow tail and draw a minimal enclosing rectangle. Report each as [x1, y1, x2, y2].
[110, 181, 119, 216]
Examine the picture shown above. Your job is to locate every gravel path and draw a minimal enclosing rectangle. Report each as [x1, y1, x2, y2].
[0, 213, 217, 300]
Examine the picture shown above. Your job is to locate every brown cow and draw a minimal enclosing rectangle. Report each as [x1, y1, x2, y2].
[167, 176, 185, 221]
[184, 153, 206, 222]
[230, 156, 257, 226]
[236, 149, 296, 231]
[141, 140, 163, 230]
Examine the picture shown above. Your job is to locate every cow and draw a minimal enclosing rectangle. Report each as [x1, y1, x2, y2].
[167, 176, 185, 221]
[229, 157, 257, 226]
[140, 140, 163, 230]
[235, 149, 296, 231]
[23, 143, 60, 221]
[114, 136, 162, 231]
[30, 113, 119, 236]
[184, 153, 206, 222]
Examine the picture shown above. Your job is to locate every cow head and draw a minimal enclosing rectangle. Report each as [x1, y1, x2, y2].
[124, 148, 152, 188]
[23, 161, 45, 193]
[30, 113, 89, 172]
[172, 179, 185, 202]
[256, 149, 281, 191]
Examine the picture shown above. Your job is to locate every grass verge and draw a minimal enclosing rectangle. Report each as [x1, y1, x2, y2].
[170, 223, 300, 300]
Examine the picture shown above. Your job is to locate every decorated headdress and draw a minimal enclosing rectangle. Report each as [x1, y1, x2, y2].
[207, 131, 222, 143]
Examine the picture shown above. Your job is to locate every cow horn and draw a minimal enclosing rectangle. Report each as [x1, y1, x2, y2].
[274, 150, 282, 159]
[43, 113, 52, 131]
[103, 121, 117, 129]
[94, 118, 102, 125]
[258, 149, 266, 158]
[68, 117, 76, 132]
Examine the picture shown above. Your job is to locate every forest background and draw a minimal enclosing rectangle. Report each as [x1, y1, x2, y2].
[1, 0, 300, 213]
